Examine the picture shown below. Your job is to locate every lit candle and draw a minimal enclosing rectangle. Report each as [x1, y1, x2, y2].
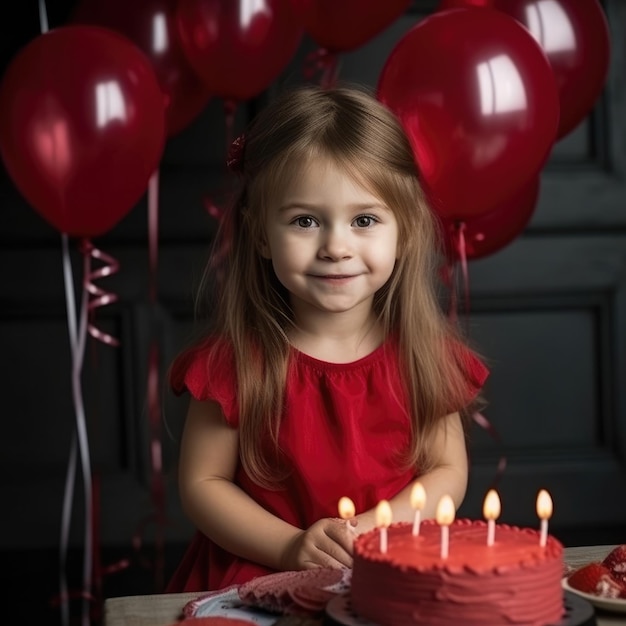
[436, 495, 455, 559]
[410, 481, 426, 536]
[338, 496, 356, 533]
[536, 489, 553, 548]
[483, 489, 501, 547]
[376, 500, 392, 553]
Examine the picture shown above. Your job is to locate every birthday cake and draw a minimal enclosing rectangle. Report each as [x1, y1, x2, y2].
[351, 518, 564, 626]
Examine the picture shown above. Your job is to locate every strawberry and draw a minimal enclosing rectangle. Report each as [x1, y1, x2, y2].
[602, 544, 626, 585]
[567, 562, 625, 599]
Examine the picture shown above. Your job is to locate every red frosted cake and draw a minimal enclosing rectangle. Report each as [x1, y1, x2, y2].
[351, 518, 564, 626]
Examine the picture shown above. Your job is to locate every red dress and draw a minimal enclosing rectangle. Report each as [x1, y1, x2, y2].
[167, 338, 488, 592]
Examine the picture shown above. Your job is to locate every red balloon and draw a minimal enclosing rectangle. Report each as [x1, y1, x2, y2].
[378, 8, 559, 221]
[289, 0, 411, 52]
[493, 0, 610, 140]
[438, 0, 493, 7]
[176, 0, 303, 102]
[72, 0, 212, 137]
[0, 26, 166, 238]
[437, 0, 611, 140]
[441, 178, 539, 261]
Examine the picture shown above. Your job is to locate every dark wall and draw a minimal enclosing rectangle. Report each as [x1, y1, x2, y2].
[1, 1, 625, 624]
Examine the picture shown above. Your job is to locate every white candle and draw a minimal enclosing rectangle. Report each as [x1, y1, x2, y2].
[487, 519, 495, 547]
[410, 481, 426, 536]
[483, 489, 501, 547]
[380, 527, 388, 553]
[338, 496, 356, 533]
[441, 525, 449, 559]
[435, 495, 455, 559]
[536, 489, 553, 548]
[376, 500, 392, 554]
[540, 518, 548, 547]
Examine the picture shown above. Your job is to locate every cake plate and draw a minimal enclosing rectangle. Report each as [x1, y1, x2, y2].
[323, 590, 596, 626]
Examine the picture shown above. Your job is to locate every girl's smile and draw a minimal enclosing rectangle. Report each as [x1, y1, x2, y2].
[307, 274, 361, 290]
[308, 273, 359, 281]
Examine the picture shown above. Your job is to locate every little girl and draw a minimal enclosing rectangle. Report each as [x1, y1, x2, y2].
[167, 84, 488, 593]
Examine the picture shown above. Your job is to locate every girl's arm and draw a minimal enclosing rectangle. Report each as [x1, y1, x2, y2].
[353, 411, 468, 534]
[178, 398, 355, 571]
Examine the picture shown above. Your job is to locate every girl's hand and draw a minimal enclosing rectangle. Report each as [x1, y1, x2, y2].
[280, 517, 355, 571]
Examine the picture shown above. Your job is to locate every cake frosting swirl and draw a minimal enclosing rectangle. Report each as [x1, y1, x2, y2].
[351, 518, 564, 626]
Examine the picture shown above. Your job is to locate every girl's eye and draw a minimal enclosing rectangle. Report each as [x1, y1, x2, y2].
[354, 215, 376, 228]
[295, 216, 316, 228]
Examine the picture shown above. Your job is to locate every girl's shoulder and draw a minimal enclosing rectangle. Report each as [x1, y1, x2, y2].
[448, 339, 490, 391]
[169, 335, 235, 400]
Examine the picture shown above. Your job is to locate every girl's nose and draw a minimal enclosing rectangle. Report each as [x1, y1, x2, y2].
[318, 227, 352, 261]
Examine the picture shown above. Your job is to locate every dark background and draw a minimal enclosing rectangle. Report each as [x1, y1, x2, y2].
[1, 1, 625, 624]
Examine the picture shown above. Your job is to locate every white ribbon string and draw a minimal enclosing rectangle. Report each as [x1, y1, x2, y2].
[61, 233, 93, 626]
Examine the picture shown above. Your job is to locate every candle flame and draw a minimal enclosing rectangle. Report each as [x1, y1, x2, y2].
[375, 500, 392, 528]
[338, 496, 355, 520]
[483, 489, 501, 521]
[410, 481, 426, 510]
[536, 489, 553, 520]
[435, 495, 455, 526]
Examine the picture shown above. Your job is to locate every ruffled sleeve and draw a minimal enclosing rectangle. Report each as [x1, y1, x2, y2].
[168, 338, 239, 426]
[456, 343, 489, 405]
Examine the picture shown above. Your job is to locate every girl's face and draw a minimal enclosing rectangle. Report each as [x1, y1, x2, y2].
[261, 156, 399, 324]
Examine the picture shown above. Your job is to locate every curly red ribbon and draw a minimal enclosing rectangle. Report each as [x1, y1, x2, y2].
[79, 239, 120, 347]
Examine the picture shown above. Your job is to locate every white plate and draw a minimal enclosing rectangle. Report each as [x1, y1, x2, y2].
[186, 586, 278, 624]
[562, 577, 626, 613]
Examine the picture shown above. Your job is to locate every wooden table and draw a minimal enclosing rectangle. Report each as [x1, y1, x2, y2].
[104, 545, 623, 626]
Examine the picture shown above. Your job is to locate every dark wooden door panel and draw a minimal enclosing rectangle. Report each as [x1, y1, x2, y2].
[459, 235, 626, 536]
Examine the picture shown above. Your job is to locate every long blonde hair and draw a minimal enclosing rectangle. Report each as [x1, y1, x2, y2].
[196, 84, 483, 487]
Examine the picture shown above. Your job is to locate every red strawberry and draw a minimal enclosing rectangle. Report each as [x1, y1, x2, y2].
[567, 562, 624, 599]
[602, 544, 626, 585]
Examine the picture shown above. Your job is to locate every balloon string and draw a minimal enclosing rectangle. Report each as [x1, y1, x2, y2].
[91, 471, 103, 619]
[58, 436, 75, 626]
[447, 258, 458, 324]
[452, 225, 506, 488]
[59, 236, 79, 626]
[472, 411, 508, 489]
[147, 341, 166, 589]
[203, 99, 239, 221]
[303, 47, 340, 88]
[146, 166, 168, 590]
[446, 221, 471, 336]
[223, 99, 238, 149]
[79, 239, 120, 347]
[38, 0, 49, 32]
[59, 234, 93, 626]
[148, 170, 160, 304]
[444, 223, 505, 487]
[446, 224, 461, 323]
[455, 221, 471, 321]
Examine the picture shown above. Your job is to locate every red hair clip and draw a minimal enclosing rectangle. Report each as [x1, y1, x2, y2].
[226, 133, 246, 174]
